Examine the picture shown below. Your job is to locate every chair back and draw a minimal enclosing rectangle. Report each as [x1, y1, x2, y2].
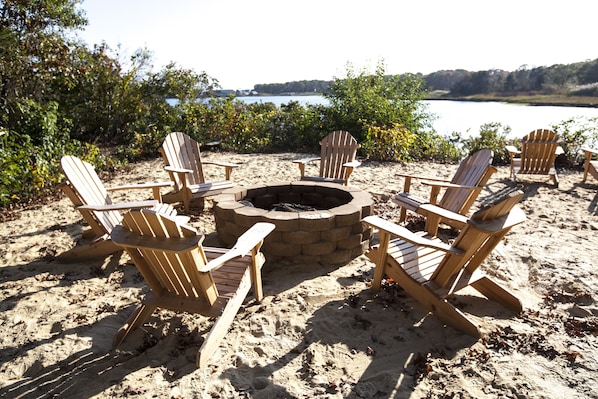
[160, 132, 206, 191]
[439, 149, 495, 214]
[432, 190, 525, 288]
[117, 209, 218, 304]
[518, 129, 560, 175]
[319, 130, 360, 180]
[60, 155, 122, 236]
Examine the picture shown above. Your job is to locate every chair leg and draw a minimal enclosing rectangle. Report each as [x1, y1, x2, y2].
[382, 260, 481, 338]
[196, 275, 252, 368]
[471, 276, 522, 313]
[429, 297, 481, 338]
[113, 303, 157, 349]
[57, 237, 122, 263]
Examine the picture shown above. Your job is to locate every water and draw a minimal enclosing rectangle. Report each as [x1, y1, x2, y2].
[236, 95, 598, 138]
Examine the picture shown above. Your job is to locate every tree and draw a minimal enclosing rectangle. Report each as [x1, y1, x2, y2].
[0, 0, 87, 134]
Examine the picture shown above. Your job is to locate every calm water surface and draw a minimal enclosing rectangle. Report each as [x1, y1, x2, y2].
[237, 95, 598, 138]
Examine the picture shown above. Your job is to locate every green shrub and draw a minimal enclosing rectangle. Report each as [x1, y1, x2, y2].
[461, 122, 513, 165]
[361, 124, 417, 161]
[552, 116, 598, 167]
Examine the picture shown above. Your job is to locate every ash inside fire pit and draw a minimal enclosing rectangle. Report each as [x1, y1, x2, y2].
[213, 182, 373, 264]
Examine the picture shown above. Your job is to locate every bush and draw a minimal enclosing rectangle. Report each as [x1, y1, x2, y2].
[360, 124, 417, 161]
[552, 116, 598, 167]
[461, 122, 513, 165]
[409, 131, 463, 162]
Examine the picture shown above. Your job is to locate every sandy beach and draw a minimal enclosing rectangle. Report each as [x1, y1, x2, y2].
[0, 152, 597, 398]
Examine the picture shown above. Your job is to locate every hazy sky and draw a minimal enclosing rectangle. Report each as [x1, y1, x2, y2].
[78, 0, 596, 89]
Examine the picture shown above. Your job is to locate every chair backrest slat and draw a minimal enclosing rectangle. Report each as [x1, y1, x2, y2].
[319, 130, 359, 180]
[61, 155, 122, 234]
[161, 132, 206, 189]
[438, 149, 494, 214]
[519, 129, 560, 174]
[121, 209, 216, 301]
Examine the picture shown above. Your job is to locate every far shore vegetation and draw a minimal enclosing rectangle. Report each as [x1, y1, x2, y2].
[2, 0, 598, 211]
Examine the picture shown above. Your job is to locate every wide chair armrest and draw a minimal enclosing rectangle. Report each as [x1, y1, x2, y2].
[105, 181, 174, 201]
[505, 145, 520, 155]
[418, 203, 469, 227]
[293, 157, 321, 165]
[106, 181, 174, 191]
[77, 199, 158, 212]
[343, 160, 361, 168]
[164, 166, 194, 174]
[395, 173, 451, 194]
[362, 215, 463, 255]
[555, 146, 565, 155]
[422, 181, 483, 191]
[294, 157, 321, 179]
[202, 160, 240, 169]
[202, 161, 239, 180]
[395, 173, 451, 184]
[201, 222, 276, 272]
[582, 147, 598, 158]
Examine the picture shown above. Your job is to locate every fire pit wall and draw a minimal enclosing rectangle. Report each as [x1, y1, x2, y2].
[212, 182, 373, 265]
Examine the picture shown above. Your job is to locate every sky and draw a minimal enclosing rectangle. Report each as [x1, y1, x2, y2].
[78, 0, 596, 90]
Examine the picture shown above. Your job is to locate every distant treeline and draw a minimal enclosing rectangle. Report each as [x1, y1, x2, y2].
[253, 59, 598, 97]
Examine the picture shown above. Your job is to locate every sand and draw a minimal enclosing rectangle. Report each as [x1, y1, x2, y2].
[0, 152, 597, 398]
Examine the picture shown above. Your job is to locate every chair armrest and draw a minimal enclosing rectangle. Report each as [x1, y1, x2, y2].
[343, 160, 361, 168]
[77, 200, 158, 212]
[201, 161, 239, 180]
[395, 173, 451, 184]
[362, 215, 463, 255]
[555, 146, 565, 155]
[582, 147, 598, 157]
[202, 161, 240, 168]
[293, 157, 321, 165]
[200, 222, 276, 272]
[106, 181, 174, 192]
[164, 166, 193, 174]
[417, 203, 469, 226]
[505, 145, 520, 155]
[422, 181, 484, 191]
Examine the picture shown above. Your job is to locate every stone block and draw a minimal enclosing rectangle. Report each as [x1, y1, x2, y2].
[282, 230, 321, 245]
[337, 233, 363, 250]
[320, 225, 352, 242]
[331, 204, 362, 226]
[301, 240, 336, 256]
[264, 211, 300, 232]
[299, 211, 335, 231]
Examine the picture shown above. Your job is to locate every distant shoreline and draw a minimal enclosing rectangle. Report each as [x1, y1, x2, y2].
[240, 92, 598, 108]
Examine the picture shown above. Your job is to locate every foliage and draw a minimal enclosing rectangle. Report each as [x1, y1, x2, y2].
[551, 116, 598, 167]
[323, 61, 432, 159]
[460, 123, 513, 165]
[408, 131, 463, 163]
[0, 100, 99, 207]
[360, 124, 417, 162]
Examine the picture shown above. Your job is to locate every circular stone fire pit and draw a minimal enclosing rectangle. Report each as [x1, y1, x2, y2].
[212, 181, 373, 264]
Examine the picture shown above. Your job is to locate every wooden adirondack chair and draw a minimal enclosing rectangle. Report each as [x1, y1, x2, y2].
[59, 155, 183, 262]
[293, 130, 361, 185]
[110, 208, 275, 367]
[160, 132, 239, 212]
[394, 149, 497, 236]
[582, 147, 598, 183]
[506, 128, 564, 187]
[363, 190, 525, 338]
